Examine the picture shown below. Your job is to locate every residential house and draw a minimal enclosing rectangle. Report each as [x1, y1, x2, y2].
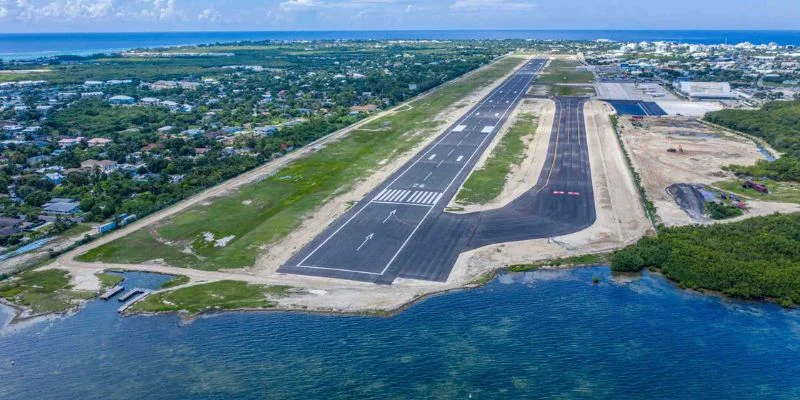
[87, 138, 113, 147]
[80, 159, 118, 173]
[58, 137, 84, 148]
[0, 217, 23, 236]
[350, 104, 378, 113]
[140, 97, 160, 105]
[109, 95, 135, 105]
[42, 198, 81, 216]
[45, 172, 64, 184]
[253, 126, 278, 136]
[26, 155, 51, 166]
[181, 128, 204, 137]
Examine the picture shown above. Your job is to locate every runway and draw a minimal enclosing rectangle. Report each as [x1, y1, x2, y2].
[280, 58, 596, 284]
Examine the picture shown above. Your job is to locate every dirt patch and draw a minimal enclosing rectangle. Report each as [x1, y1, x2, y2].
[618, 115, 799, 226]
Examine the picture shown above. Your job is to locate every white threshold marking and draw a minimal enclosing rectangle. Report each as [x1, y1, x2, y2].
[297, 265, 383, 275]
[295, 59, 544, 273]
[373, 201, 432, 207]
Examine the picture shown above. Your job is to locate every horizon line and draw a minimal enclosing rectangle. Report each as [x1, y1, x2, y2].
[2, 28, 800, 35]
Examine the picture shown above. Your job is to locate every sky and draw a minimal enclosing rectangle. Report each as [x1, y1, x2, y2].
[0, 0, 798, 33]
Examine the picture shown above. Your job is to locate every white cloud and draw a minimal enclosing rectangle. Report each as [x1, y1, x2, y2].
[197, 6, 219, 22]
[39, 0, 114, 19]
[0, 0, 187, 21]
[279, 0, 322, 11]
[137, 0, 177, 20]
[450, 0, 535, 12]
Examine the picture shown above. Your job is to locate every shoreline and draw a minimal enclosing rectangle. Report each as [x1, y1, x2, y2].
[3, 262, 795, 328]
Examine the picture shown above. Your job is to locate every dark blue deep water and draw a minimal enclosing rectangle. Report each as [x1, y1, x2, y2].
[1, 268, 800, 399]
[2, 30, 800, 60]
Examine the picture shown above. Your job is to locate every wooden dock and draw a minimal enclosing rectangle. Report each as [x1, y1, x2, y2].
[99, 285, 125, 300]
[118, 288, 146, 302]
[117, 289, 152, 313]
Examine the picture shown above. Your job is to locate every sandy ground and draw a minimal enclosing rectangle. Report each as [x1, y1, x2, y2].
[447, 100, 652, 284]
[448, 99, 555, 213]
[618, 116, 799, 226]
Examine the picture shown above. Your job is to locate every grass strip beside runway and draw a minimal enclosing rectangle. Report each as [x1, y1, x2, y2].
[78, 56, 526, 270]
[536, 59, 594, 84]
[455, 112, 537, 205]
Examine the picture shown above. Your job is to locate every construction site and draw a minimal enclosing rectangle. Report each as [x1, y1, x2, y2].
[616, 116, 800, 226]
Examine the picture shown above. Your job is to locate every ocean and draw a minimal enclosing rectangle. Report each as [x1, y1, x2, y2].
[2, 268, 800, 399]
[1, 30, 800, 60]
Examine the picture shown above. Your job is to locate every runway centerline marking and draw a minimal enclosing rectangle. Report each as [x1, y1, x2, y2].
[423, 172, 432, 181]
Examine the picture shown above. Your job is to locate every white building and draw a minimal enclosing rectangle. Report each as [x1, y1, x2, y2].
[678, 82, 737, 100]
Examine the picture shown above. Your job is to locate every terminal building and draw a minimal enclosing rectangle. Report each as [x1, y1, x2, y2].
[677, 81, 738, 100]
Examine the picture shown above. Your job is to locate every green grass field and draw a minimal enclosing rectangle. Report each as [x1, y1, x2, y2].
[97, 273, 124, 289]
[508, 253, 611, 272]
[547, 84, 596, 96]
[0, 269, 95, 314]
[455, 112, 538, 205]
[132, 281, 294, 314]
[160, 275, 191, 289]
[78, 56, 527, 270]
[537, 59, 595, 84]
[713, 180, 800, 204]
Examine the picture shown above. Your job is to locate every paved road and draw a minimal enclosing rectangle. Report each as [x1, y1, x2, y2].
[280, 59, 596, 284]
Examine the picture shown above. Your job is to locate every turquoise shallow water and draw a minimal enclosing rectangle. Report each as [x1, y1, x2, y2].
[1, 267, 800, 399]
